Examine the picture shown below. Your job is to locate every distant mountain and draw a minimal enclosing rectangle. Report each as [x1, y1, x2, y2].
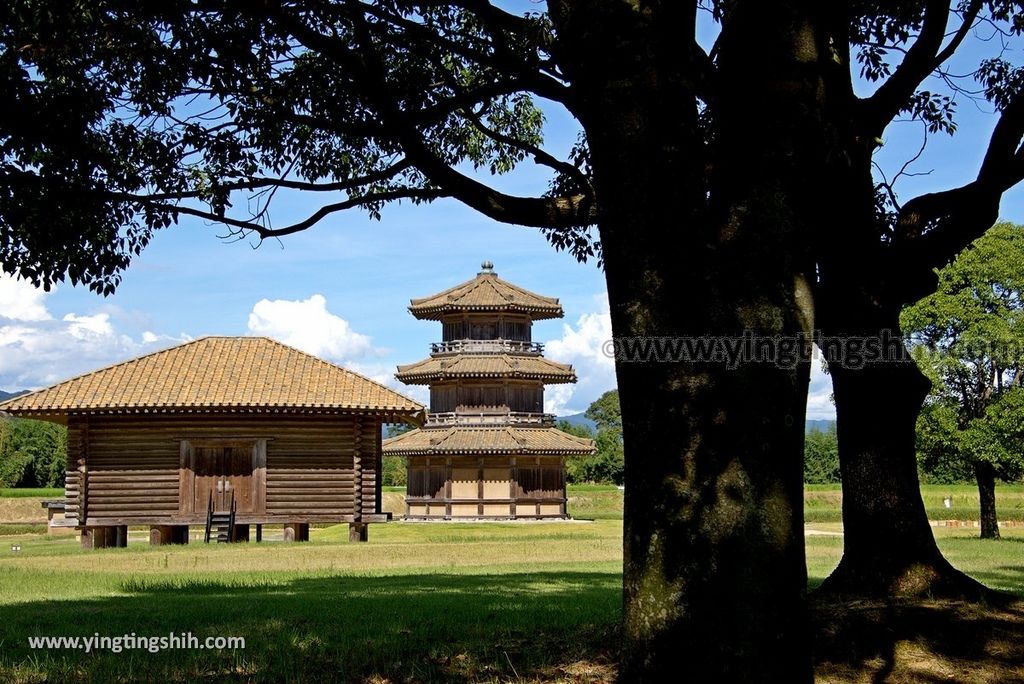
[0, 389, 28, 402]
[806, 419, 836, 433]
[555, 412, 597, 432]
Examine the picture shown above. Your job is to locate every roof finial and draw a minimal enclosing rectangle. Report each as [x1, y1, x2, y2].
[479, 260, 494, 274]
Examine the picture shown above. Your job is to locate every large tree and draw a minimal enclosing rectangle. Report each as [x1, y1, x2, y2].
[904, 222, 1024, 539]
[3, 1, 1024, 680]
[801, 3, 1024, 597]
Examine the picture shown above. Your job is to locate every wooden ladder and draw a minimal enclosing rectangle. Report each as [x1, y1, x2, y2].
[204, 492, 237, 543]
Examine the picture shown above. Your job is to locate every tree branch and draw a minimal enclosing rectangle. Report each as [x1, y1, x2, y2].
[269, 3, 597, 228]
[126, 158, 414, 202]
[331, 0, 572, 104]
[888, 88, 1024, 302]
[159, 188, 447, 238]
[933, 0, 984, 65]
[857, 0, 952, 136]
[462, 108, 594, 196]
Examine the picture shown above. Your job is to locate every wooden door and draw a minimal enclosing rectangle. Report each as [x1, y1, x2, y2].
[223, 446, 253, 512]
[189, 443, 256, 514]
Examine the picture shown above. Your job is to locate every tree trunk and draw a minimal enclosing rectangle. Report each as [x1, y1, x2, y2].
[815, 321, 986, 598]
[550, 3, 829, 680]
[975, 461, 1000, 539]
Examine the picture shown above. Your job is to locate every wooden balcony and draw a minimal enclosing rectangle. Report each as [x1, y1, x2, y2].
[425, 409, 555, 426]
[430, 339, 544, 355]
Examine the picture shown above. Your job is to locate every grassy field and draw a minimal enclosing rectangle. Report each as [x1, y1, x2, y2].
[1, 484, 1023, 682]
[0, 488, 64, 498]
[805, 482, 1024, 523]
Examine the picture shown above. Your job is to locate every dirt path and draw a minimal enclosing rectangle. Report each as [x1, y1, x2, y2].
[0, 498, 47, 523]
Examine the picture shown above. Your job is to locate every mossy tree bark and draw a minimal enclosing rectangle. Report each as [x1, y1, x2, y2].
[552, 2, 833, 680]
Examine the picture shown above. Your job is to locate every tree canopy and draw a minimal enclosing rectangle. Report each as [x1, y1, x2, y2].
[904, 221, 1024, 536]
[6, 2, 1024, 295]
[0, 417, 67, 489]
[559, 390, 625, 485]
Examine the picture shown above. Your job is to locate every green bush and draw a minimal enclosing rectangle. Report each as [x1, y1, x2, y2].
[381, 455, 407, 487]
[0, 418, 67, 488]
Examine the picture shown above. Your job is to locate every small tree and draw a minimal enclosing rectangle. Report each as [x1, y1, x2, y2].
[558, 409, 624, 486]
[382, 423, 415, 487]
[584, 390, 621, 432]
[804, 425, 840, 485]
[583, 391, 625, 485]
[557, 419, 596, 484]
[903, 222, 1024, 538]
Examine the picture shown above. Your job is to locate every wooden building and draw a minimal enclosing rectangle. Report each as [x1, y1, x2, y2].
[0, 337, 423, 546]
[383, 262, 595, 519]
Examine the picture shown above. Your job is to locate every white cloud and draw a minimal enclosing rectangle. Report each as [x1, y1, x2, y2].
[244, 297, 421, 409]
[806, 354, 836, 420]
[63, 312, 114, 339]
[246, 294, 378, 364]
[0, 275, 51, 322]
[543, 293, 616, 416]
[0, 274, 187, 390]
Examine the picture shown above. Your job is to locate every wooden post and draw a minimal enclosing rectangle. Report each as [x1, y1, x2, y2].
[82, 526, 123, 549]
[353, 416, 363, 524]
[349, 522, 368, 542]
[444, 457, 452, 519]
[510, 456, 518, 519]
[283, 522, 309, 542]
[79, 417, 89, 526]
[373, 422, 383, 515]
[535, 457, 541, 518]
[253, 440, 267, 515]
[478, 458, 485, 517]
[150, 526, 172, 546]
[255, 524, 262, 542]
[149, 525, 187, 545]
[561, 456, 569, 519]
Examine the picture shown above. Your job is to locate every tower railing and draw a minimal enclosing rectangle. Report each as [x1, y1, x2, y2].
[426, 409, 555, 426]
[430, 339, 544, 355]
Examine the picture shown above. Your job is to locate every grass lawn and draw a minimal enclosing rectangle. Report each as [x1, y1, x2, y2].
[0, 485, 1021, 682]
[0, 521, 623, 683]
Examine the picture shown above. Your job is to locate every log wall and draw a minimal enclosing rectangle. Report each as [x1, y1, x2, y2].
[64, 413, 382, 526]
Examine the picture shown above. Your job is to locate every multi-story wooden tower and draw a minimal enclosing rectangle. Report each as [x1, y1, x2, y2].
[383, 262, 595, 519]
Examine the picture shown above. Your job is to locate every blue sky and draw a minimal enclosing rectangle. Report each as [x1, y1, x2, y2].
[2, 18, 1023, 420]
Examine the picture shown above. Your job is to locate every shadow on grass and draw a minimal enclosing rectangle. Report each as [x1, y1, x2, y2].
[812, 595, 1024, 683]
[0, 571, 621, 683]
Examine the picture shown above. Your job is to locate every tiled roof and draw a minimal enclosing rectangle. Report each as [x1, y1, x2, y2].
[0, 337, 424, 417]
[409, 269, 563, 320]
[382, 425, 596, 455]
[395, 354, 576, 384]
